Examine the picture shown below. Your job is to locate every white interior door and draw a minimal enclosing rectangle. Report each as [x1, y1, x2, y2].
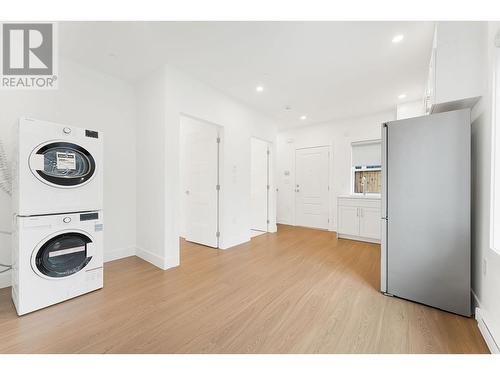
[180, 116, 219, 248]
[251, 138, 269, 232]
[295, 146, 329, 229]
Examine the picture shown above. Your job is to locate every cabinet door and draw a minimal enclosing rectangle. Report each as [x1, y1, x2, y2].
[338, 206, 359, 236]
[359, 207, 381, 240]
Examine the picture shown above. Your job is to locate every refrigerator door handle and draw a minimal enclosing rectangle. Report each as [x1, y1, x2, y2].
[381, 123, 388, 220]
[381, 217, 388, 293]
[381, 123, 388, 294]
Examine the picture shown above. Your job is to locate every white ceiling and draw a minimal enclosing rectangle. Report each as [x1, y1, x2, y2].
[59, 21, 435, 129]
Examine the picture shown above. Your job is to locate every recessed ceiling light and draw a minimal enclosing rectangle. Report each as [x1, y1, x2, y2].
[398, 93, 407, 99]
[392, 34, 404, 43]
[256, 86, 264, 92]
[300, 115, 307, 120]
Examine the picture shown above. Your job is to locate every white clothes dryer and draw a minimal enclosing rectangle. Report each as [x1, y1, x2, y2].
[13, 117, 103, 216]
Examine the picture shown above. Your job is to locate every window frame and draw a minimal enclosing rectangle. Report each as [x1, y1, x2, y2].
[350, 139, 382, 196]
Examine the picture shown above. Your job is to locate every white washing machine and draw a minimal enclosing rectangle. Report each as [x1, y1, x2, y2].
[13, 117, 103, 216]
[12, 211, 103, 315]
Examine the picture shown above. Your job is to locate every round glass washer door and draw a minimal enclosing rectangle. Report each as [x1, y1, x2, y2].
[33, 232, 93, 278]
[30, 142, 96, 187]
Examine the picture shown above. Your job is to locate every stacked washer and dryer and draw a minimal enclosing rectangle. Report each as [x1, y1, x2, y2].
[11, 117, 104, 315]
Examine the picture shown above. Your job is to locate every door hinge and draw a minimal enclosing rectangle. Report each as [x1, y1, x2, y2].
[267, 150, 270, 155]
[327, 218, 330, 223]
[266, 184, 270, 190]
[216, 231, 220, 238]
[216, 184, 221, 191]
[267, 219, 270, 224]
[216, 137, 221, 143]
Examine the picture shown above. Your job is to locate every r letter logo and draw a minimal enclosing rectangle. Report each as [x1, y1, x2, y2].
[1, 23, 58, 89]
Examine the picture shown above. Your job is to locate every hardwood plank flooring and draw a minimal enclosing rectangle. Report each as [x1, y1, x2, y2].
[0, 225, 489, 353]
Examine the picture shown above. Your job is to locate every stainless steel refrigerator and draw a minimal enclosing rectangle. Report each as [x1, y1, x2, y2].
[381, 108, 471, 316]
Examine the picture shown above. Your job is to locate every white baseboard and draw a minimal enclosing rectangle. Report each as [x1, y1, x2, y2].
[220, 236, 250, 250]
[164, 255, 180, 269]
[475, 307, 500, 354]
[277, 220, 292, 225]
[337, 233, 380, 244]
[135, 246, 178, 270]
[104, 246, 136, 262]
[268, 224, 278, 233]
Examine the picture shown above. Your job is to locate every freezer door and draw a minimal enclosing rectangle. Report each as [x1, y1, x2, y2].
[386, 109, 471, 316]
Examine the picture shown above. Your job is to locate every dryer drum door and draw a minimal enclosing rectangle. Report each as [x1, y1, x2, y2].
[30, 142, 96, 187]
[35, 232, 93, 278]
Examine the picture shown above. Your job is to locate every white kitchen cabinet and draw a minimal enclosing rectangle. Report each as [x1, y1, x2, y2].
[425, 22, 485, 114]
[337, 196, 381, 244]
[337, 205, 359, 236]
[358, 207, 381, 239]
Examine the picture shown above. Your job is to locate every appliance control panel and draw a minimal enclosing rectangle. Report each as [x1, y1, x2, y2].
[80, 212, 99, 221]
[85, 130, 99, 138]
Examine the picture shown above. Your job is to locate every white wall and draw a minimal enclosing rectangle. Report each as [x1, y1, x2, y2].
[0, 58, 137, 287]
[135, 66, 169, 269]
[396, 100, 425, 120]
[135, 64, 278, 270]
[471, 21, 500, 352]
[277, 110, 395, 230]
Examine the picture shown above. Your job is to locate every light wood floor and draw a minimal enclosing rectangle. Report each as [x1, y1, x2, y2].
[0, 225, 489, 353]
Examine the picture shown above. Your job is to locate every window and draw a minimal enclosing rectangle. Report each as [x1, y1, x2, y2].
[491, 46, 500, 254]
[351, 140, 381, 194]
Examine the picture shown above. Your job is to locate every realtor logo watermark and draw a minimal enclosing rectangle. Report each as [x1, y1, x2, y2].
[1, 22, 58, 89]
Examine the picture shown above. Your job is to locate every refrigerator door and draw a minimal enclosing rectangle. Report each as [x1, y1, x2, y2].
[386, 109, 471, 316]
[380, 123, 388, 293]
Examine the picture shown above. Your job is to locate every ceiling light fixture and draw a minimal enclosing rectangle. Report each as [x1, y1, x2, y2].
[392, 34, 404, 44]
[398, 93, 407, 99]
[256, 85, 264, 92]
[300, 115, 307, 120]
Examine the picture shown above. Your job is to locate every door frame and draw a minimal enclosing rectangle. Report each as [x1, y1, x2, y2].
[293, 145, 332, 230]
[251, 136, 277, 234]
[250, 137, 272, 233]
[179, 113, 224, 248]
